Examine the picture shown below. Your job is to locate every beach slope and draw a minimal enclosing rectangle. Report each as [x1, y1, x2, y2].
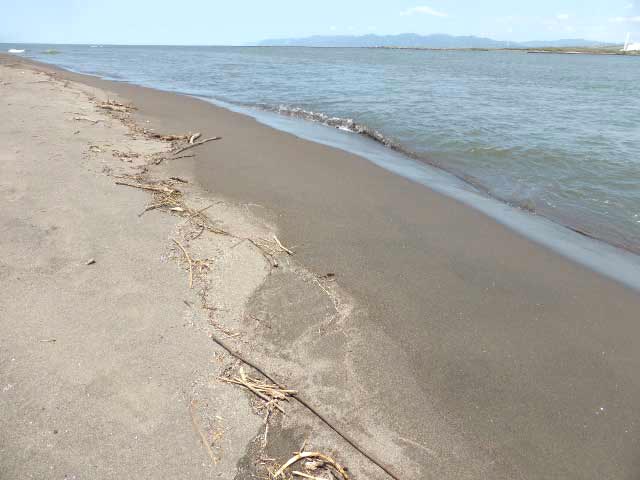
[2, 55, 640, 479]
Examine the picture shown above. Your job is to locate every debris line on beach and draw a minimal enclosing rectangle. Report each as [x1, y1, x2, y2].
[219, 366, 296, 414]
[114, 176, 291, 268]
[274, 451, 350, 480]
[98, 99, 135, 113]
[172, 136, 221, 156]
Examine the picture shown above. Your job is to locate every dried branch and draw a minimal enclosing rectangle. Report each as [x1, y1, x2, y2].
[98, 100, 135, 113]
[114, 180, 177, 194]
[173, 239, 194, 288]
[172, 136, 221, 156]
[219, 367, 296, 414]
[189, 400, 219, 465]
[273, 234, 294, 255]
[73, 116, 102, 124]
[146, 132, 188, 141]
[274, 452, 349, 480]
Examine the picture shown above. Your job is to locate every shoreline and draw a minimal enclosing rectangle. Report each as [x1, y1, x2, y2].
[8, 51, 640, 282]
[202, 94, 640, 291]
[3, 55, 640, 479]
[0, 60, 393, 479]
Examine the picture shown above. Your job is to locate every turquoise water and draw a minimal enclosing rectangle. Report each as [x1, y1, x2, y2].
[12, 44, 640, 253]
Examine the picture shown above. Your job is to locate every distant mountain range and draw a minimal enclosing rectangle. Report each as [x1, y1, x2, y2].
[257, 33, 615, 49]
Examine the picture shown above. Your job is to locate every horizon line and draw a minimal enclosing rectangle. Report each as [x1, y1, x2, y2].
[0, 32, 623, 48]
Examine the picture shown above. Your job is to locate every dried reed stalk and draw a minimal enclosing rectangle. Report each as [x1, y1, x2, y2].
[274, 452, 349, 480]
[219, 367, 296, 414]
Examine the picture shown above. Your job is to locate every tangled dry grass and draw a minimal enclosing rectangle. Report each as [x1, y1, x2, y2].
[219, 366, 297, 415]
[114, 175, 292, 268]
[269, 450, 350, 480]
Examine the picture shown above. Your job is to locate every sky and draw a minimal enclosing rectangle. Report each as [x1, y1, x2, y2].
[1, 0, 639, 45]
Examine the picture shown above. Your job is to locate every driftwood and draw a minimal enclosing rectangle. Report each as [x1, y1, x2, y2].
[73, 116, 102, 124]
[172, 136, 221, 156]
[98, 100, 135, 113]
[99, 105, 128, 113]
[147, 132, 189, 142]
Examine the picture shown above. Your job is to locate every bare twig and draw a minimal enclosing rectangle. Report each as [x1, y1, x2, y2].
[250, 240, 279, 267]
[207, 333, 402, 480]
[172, 136, 221, 156]
[189, 400, 218, 465]
[262, 410, 271, 449]
[189, 132, 201, 144]
[115, 180, 177, 194]
[274, 452, 349, 479]
[313, 277, 333, 299]
[169, 176, 189, 183]
[146, 132, 188, 141]
[273, 234, 294, 255]
[197, 203, 215, 214]
[219, 367, 296, 414]
[98, 100, 135, 114]
[173, 239, 194, 288]
[138, 203, 164, 217]
[292, 472, 326, 480]
[73, 116, 101, 124]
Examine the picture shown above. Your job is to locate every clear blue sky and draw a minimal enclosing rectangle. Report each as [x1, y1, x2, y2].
[1, 0, 638, 45]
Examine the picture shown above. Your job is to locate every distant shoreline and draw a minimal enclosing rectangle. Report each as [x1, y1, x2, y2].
[4, 42, 635, 55]
[255, 45, 636, 55]
[372, 46, 635, 56]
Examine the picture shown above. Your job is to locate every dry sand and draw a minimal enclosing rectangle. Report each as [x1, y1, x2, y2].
[1, 55, 640, 479]
[0, 62, 384, 480]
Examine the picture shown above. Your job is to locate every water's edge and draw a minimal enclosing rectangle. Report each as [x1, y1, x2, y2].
[206, 96, 640, 291]
[15, 54, 640, 291]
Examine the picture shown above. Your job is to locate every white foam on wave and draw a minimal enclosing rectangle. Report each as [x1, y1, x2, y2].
[270, 105, 399, 150]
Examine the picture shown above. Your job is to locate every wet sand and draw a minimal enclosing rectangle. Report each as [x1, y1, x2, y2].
[3, 54, 640, 479]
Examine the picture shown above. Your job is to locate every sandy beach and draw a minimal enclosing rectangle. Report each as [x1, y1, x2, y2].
[1, 54, 639, 479]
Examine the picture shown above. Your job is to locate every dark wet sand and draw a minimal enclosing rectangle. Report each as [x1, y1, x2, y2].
[7, 55, 639, 479]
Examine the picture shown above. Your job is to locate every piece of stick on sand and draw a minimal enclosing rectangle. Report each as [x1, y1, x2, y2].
[172, 239, 194, 288]
[274, 451, 350, 479]
[273, 234, 294, 255]
[172, 136, 221, 156]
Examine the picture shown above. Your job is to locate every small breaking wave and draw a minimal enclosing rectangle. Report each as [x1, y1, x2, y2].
[264, 104, 404, 151]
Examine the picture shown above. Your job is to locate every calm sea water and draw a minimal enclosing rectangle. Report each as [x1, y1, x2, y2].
[13, 44, 640, 253]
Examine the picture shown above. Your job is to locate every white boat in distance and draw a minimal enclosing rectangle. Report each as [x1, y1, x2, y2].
[623, 33, 640, 52]
[8, 49, 26, 54]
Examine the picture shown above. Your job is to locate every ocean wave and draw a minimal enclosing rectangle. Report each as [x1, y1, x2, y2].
[208, 98, 640, 256]
[264, 104, 403, 151]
